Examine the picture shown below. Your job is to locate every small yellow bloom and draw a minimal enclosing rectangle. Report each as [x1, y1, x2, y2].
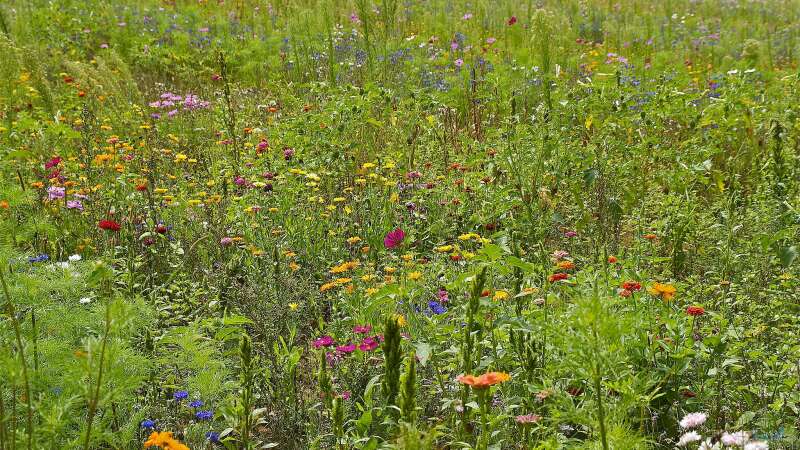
[288, 303, 299, 311]
[408, 271, 423, 281]
[493, 290, 510, 301]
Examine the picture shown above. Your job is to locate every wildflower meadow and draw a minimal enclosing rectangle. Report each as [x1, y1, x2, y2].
[1, 0, 799, 448]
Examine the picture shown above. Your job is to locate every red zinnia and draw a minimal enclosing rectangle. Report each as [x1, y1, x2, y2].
[98, 220, 121, 232]
[548, 272, 569, 283]
[686, 305, 705, 317]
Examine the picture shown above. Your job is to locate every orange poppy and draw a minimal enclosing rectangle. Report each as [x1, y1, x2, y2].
[457, 371, 511, 389]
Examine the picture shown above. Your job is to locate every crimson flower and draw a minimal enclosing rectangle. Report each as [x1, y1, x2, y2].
[686, 305, 705, 317]
[98, 220, 121, 232]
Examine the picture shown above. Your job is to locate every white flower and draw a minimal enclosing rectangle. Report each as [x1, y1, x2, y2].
[680, 412, 708, 429]
[69, 254, 82, 262]
[678, 431, 702, 447]
[744, 442, 768, 450]
[79, 297, 92, 304]
[698, 439, 721, 450]
[721, 431, 750, 446]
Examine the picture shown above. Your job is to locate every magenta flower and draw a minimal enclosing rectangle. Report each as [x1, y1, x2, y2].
[336, 343, 356, 354]
[454, 59, 464, 68]
[384, 228, 405, 249]
[358, 337, 379, 352]
[353, 324, 372, 334]
[313, 335, 335, 348]
[220, 237, 234, 246]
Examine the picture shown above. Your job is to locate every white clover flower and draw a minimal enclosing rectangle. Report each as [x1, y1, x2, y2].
[678, 431, 702, 447]
[680, 412, 708, 429]
[721, 431, 750, 446]
[79, 297, 92, 304]
[744, 442, 768, 450]
[69, 254, 81, 262]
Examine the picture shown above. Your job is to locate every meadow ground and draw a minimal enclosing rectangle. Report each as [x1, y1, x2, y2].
[0, 0, 799, 449]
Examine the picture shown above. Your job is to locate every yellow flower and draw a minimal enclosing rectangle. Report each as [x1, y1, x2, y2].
[401, 253, 414, 262]
[647, 282, 676, 301]
[395, 314, 407, 326]
[330, 260, 360, 274]
[458, 232, 480, 241]
[320, 282, 337, 292]
[347, 236, 362, 245]
[408, 271, 423, 281]
[435, 245, 453, 253]
[361, 274, 375, 282]
[385, 267, 397, 274]
[288, 303, 299, 311]
[493, 290, 510, 301]
[289, 262, 300, 271]
[174, 153, 187, 162]
[365, 287, 378, 295]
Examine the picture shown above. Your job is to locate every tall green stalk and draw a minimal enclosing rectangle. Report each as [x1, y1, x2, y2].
[0, 266, 32, 450]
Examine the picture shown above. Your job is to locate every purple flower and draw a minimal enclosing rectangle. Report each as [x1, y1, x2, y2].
[384, 228, 405, 249]
[486, 37, 496, 44]
[313, 335, 335, 348]
[174, 390, 189, 401]
[220, 237, 234, 246]
[283, 148, 295, 160]
[564, 231, 577, 238]
[48, 186, 65, 200]
[462, 13, 473, 20]
[141, 419, 155, 429]
[454, 59, 464, 68]
[189, 399, 204, 408]
[66, 200, 83, 211]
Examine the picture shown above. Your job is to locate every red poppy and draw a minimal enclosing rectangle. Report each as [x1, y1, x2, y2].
[98, 220, 121, 232]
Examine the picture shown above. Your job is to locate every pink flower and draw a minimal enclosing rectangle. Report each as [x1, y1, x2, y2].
[220, 237, 234, 246]
[340, 391, 351, 400]
[384, 228, 405, 249]
[47, 186, 65, 200]
[44, 156, 62, 169]
[313, 335, 335, 348]
[66, 200, 83, 211]
[336, 343, 356, 354]
[358, 337, 379, 352]
[462, 13, 473, 20]
[454, 59, 464, 68]
[486, 37, 496, 44]
[353, 324, 372, 334]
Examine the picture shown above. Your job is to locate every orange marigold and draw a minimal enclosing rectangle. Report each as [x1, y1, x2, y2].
[144, 431, 189, 450]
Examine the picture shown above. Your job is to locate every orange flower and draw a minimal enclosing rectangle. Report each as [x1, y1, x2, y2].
[457, 371, 511, 389]
[144, 431, 189, 450]
[557, 260, 575, 270]
[643, 233, 657, 240]
[647, 282, 676, 301]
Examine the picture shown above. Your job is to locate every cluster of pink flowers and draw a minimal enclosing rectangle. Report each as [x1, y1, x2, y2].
[149, 92, 209, 119]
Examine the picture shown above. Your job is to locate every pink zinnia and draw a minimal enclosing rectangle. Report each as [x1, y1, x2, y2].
[313, 335, 335, 348]
[336, 343, 356, 354]
[384, 228, 405, 249]
[353, 324, 372, 334]
[358, 337, 379, 352]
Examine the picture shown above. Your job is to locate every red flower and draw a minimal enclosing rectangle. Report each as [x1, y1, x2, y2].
[622, 281, 641, 291]
[619, 289, 632, 298]
[686, 305, 705, 317]
[135, 184, 148, 192]
[548, 272, 569, 283]
[507, 16, 517, 25]
[607, 255, 617, 264]
[98, 220, 121, 232]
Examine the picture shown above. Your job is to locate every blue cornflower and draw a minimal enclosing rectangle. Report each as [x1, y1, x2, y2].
[174, 390, 189, 401]
[189, 399, 204, 408]
[206, 431, 221, 443]
[28, 254, 50, 263]
[428, 300, 447, 315]
[195, 410, 213, 421]
[141, 419, 155, 429]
